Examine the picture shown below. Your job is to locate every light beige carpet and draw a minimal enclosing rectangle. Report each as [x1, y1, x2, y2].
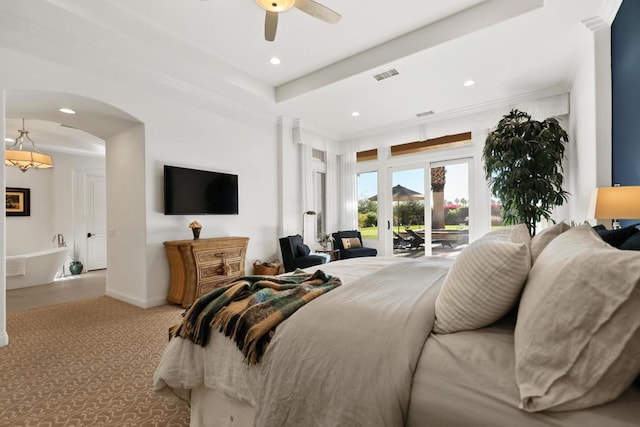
[0, 296, 190, 426]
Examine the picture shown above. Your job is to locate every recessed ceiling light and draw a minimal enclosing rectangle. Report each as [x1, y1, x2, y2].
[59, 108, 76, 114]
[270, 57, 281, 65]
[352, 111, 360, 117]
[463, 80, 475, 87]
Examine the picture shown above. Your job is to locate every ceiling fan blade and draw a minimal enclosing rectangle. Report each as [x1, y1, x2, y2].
[294, 0, 341, 24]
[265, 11, 278, 41]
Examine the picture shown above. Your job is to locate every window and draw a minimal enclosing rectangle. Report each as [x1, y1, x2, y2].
[391, 132, 471, 157]
[357, 171, 378, 240]
[315, 171, 326, 239]
[356, 149, 378, 162]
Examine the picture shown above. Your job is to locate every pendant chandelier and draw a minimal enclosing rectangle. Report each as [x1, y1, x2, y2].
[5, 118, 53, 172]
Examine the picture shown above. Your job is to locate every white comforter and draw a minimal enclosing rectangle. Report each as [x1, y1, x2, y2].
[154, 256, 452, 426]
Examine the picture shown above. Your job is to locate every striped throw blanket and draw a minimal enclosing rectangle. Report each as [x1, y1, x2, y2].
[171, 270, 341, 364]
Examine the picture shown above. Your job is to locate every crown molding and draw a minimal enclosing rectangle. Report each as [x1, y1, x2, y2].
[581, 0, 622, 32]
[600, 0, 623, 26]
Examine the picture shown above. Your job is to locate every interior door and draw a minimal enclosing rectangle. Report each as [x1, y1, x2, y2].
[86, 174, 107, 270]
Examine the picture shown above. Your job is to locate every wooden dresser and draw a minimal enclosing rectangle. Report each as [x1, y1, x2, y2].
[164, 236, 249, 307]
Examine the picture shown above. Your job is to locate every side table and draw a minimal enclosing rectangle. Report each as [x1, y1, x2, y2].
[316, 249, 340, 262]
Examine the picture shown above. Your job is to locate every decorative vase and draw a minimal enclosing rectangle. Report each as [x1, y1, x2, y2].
[69, 261, 83, 275]
[192, 227, 201, 240]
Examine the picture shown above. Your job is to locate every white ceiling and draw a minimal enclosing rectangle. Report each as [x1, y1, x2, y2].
[1, 0, 611, 152]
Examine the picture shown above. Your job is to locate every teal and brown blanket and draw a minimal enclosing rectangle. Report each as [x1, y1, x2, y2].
[171, 270, 341, 364]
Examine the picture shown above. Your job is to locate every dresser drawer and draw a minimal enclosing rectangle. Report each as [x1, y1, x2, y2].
[198, 259, 243, 283]
[194, 246, 245, 264]
[198, 275, 241, 296]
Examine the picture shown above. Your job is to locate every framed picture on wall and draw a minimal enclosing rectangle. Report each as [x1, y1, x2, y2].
[6, 187, 31, 217]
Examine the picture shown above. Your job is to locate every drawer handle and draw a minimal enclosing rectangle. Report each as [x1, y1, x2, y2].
[215, 252, 230, 258]
[218, 260, 232, 276]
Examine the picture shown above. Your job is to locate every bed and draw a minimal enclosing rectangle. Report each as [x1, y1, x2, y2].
[154, 224, 640, 426]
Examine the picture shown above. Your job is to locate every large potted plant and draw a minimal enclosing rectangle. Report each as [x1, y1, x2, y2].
[483, 109, 569, 236]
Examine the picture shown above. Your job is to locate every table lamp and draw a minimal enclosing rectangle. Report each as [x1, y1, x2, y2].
[589, 185, 640, 229]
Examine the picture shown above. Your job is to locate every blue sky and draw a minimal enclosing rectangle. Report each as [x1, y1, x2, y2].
[358, 163, 469, 203]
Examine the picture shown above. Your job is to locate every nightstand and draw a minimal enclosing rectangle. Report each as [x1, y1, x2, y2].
[316, 249, 340, 262]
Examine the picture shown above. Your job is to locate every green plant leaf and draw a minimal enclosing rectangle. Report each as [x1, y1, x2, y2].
[483, 109, 570, 236]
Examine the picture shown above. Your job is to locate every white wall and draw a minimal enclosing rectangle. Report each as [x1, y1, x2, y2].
[106, 125, 148, 306]
[278, 118, 304, 238]
[0, 46, 280, 319]
[144, 109, 280, 305]
[5, 152, 105, 260]
[568, 25, 612, 223]
[1, 92, 7, 347]
[5, 168, 54, 255]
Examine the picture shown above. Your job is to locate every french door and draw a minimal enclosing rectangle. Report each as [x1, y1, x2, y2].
[357, 158, 472, 257]
[388, 158, 472, 257]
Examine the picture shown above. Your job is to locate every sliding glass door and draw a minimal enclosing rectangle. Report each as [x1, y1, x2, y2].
[428, 159, 471, 256]
[389, 159, 471, 257]
[357, 171, 379, 242]
[390, 168, 425, 257]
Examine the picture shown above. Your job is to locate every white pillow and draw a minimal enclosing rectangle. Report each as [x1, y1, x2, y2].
[515, 224, 640, 412]
[433, 224, 531, 334]
[530, 221, 570, 264]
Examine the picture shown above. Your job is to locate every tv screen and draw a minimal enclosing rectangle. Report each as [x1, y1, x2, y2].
[164, 165, 238, 215]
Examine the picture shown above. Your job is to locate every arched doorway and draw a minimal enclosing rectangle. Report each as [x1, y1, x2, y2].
[2, 90, 144, 337]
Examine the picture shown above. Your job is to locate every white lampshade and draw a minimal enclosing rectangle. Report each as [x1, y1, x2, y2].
[5, 149, 53, 171]
[5, 119, 54, 172]
[589, 186, 640, 220]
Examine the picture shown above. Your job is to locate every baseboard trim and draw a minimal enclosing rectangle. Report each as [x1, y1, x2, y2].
[145, 295, 169, 308]
[0, 331, 9, 347]
[106, 289, 167, 309]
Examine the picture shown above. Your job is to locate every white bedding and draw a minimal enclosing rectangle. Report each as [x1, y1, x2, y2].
[154, 256, 451, 426]
[254, 257, 448, 426]
[154, 255, 640, 427]
[408, 313, 640, 427]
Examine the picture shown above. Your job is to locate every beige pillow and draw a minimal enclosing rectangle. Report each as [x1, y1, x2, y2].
[433, 224, 531, 334]
[515, 224, 640, 412]
[341, 237, 361, 249]
[530, 221, 570, 263]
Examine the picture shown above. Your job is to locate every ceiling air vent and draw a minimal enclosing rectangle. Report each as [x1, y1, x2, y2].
[373, 68, 399, 81]
[415, 111, 434, 118]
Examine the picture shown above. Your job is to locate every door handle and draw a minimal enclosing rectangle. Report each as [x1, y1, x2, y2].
[387, 220, 391, 230]
[87, 232, 94, 238]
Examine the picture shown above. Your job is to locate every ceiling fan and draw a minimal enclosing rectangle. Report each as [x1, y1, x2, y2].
[255, 0, 341, 42]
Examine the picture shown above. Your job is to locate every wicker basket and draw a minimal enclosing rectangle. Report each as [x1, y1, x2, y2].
[253, 260, 281, 276]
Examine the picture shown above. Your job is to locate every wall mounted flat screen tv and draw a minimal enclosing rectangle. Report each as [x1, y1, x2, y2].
[164, 165, 238, 215]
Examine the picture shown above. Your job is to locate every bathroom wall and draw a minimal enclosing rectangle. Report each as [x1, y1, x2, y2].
[5, 152, 105, 257]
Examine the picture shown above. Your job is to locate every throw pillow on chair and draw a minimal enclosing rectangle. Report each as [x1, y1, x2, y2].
[341, 237, 361, 249]
[297, 244, 311, 256]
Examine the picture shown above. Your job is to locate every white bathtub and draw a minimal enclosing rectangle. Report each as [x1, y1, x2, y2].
[6, 247, 69, 290]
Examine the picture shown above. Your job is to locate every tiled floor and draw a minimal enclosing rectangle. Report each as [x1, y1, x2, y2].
[6, 269, 106, 314]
